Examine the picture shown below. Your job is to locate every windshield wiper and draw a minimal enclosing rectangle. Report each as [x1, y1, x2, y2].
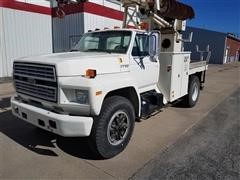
[70, 49, 79, 52]
[85, 49, 111, 54]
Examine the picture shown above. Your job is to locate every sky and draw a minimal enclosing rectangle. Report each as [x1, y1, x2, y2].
[181, 0, 240, 35]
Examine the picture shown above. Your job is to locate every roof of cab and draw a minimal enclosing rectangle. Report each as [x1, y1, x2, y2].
[88, 28, 147, 33]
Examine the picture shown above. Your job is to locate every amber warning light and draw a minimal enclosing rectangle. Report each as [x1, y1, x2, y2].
[85, 69, 97, 78]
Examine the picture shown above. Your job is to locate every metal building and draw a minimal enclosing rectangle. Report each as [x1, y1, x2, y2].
[184, 27, 240, 64]
[52, 0, 123, 52]
[0, 0, 123, 79]
[2, 1, 239, 79]
[0, 0, 53, 78]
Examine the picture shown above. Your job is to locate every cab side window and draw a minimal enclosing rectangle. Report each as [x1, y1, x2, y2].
[132, 34, 149, 57]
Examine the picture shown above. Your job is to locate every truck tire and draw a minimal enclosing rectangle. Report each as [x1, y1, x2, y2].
[89, 96, 135, 159]
[183, 75, 200, 107]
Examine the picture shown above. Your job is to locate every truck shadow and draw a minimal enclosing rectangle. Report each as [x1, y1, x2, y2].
[0, 108, 101, 160]
[170, 99, 190, 108]
[56, 137, 102, 160]
[0, 97, 11, 109]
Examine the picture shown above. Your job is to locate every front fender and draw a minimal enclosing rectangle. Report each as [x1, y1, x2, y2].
[89, 73, 141, 116]
[58, 73, 141, 116]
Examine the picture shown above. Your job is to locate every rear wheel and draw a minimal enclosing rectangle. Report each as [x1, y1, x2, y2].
[89, 96, 135, 159]
[182, 76, 200, 107]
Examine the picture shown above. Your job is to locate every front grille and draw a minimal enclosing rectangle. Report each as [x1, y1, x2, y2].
[14, 62, 56, 82]
[13, 62, 58, 102]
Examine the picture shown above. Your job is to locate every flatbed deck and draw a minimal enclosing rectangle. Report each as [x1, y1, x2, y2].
[189, 60, 208, 74]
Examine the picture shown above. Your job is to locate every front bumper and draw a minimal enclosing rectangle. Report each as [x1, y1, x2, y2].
[11, 97, 93, 137]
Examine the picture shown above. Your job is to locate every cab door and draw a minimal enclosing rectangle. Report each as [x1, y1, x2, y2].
[129, 33, 159, 92]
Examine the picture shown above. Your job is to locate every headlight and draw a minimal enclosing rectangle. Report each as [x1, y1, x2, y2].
[62, 89, 89, 104]
[75, 90, 89, 104]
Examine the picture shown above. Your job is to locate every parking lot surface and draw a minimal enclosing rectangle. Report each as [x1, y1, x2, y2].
[132, 89, 240, 180]
[0, 63, 239, 179]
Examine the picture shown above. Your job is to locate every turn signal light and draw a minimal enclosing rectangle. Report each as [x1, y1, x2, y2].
[85, 69, 97, 78]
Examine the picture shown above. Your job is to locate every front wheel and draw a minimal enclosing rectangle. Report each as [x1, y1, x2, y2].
[182, 76, 200, 107]
[89, 96, 135, 159]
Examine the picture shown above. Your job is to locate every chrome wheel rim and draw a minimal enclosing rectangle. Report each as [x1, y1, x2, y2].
[192, 83, 199, 102]
[107, 111, 130, 146]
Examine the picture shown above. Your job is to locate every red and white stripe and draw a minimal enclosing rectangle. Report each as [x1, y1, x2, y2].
[0, 0, 124, 20]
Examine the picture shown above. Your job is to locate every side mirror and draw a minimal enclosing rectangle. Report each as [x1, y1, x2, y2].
[149, 32, 159, 57]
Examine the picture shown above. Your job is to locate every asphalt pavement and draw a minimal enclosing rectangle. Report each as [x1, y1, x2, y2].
[0, 63, 239, 179]
[132, 89, 240, 180]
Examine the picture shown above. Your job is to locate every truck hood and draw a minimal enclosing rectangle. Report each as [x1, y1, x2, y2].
[15, 52, 129, 76]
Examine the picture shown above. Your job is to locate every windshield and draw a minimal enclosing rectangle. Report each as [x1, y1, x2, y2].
[72, 31, 132, 54]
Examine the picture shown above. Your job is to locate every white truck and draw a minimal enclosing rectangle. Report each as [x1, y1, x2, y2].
[11, 0, 209, 158]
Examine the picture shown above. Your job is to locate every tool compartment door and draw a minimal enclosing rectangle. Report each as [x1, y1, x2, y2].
[158, 52, 190, 102]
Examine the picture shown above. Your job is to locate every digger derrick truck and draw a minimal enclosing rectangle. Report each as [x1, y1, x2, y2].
[11, 0, 210, 158]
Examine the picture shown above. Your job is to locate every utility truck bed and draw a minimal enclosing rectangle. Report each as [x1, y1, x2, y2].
[189, 61, 208, 75]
